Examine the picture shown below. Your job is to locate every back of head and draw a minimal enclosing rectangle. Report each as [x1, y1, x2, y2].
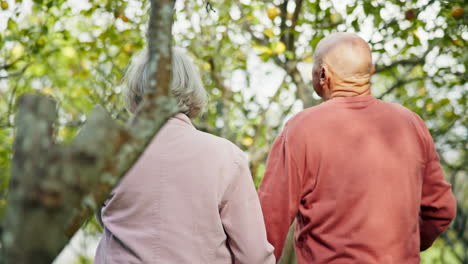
[311, 33, 374, 99]
[313, 32, 373, 80]
[124, 48, 208, 118]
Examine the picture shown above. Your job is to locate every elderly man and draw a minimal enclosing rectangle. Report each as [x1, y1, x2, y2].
[94, 49, 275, 264]
[258, 33, 456, 263]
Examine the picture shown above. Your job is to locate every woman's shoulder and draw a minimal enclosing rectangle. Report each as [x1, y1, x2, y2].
[192, 130, 245, 160]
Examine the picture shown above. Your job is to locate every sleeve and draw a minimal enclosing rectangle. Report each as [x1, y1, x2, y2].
[257, 131, 303, 260]
[220, 149, 276, 264]
[419, 120, 457, 251]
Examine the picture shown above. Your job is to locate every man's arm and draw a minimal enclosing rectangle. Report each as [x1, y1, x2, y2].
[419, 121, 457, 251]
[258, 131, 303, 260]
[220, 150, 275, 264]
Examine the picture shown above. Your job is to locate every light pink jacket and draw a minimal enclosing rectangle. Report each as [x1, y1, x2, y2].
[94, 114, 275, 264]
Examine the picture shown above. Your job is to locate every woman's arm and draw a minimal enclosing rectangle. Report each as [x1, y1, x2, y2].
[220, 149, 276, 264]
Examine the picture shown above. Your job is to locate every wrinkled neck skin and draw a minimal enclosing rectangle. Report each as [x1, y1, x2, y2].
[329, 75, 371, 99]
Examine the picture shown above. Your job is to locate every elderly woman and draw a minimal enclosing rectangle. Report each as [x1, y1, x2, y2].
[94, 49, 275, 264]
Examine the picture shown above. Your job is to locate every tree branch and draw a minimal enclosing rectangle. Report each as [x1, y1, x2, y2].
[248, 74, 288, 181]
[209, 56, 232, 138]
[377, 76, 426, 99]
[66, 0, 178, 240]
[374, 57, 425, 74]
[1, 0, 178, 263]
[374, 39, 438, 74]
[0, 64, 30, 80]
[289, 65, 319, 107]
[286, 0, 303, 52]
[279, 0, 289, 46]
[241, 4, 317, 107]
[5, 81, 20, 128]
[0, 57, 25, 71]
[146, 0, 174, 101]
[2, 95, 63, 263]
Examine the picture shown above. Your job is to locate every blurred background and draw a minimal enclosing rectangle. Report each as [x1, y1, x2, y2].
[0, 0, 466, 263]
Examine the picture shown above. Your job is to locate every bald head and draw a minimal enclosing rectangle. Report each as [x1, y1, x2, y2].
[312, 33, 374, 99]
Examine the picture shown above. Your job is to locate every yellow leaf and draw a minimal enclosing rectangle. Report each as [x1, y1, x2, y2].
[330, 12, 343, 25]
[241, 137, 253, 147]
[418, 87, 426, 96]
[11, 44, 24, 59]
[62, 46, 76, 58]
[1, 1, 8, 10]
[264, 28, 275, 39]
[267, 7, 280, 20]
[41, 87, 53, 95]
[119, 14, 130, 23]
[303, 52, 313, 63]
[274, 41, 286, 54]
[80, 59, 90, 70]
[238, 15, 254, 24]
[452, 39, 463, 47]
[425, 103, 434, 112]
[123, 43, 134, 53]
[202, 62, 211, 71]
[253, 45, 272, 55]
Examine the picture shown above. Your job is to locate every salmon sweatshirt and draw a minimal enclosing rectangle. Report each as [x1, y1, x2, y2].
[259, 95, 456, 264]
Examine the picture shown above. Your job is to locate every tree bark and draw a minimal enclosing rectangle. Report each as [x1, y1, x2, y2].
[1, 0, 177, 263]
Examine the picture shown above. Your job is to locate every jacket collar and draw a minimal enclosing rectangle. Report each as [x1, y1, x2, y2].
[169, 113, 194, 128]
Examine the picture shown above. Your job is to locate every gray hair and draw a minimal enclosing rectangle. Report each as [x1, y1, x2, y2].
[124, 48, 208, 118]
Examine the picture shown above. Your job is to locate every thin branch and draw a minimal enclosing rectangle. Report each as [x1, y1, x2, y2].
[0, 64, 30, 80]
[208, 58, 231, 96]
[440, 231, 465, 263]
[0, 57, 25, 71]
[208, 55, 232, 138]
[286, 0, 304, 51]
[248, 74, 289, 181]
[439, 152, 465, 172]
[6, 81, 20, 127]
[370, 0, 436, 47]
[279, 0, 289, 46]
[289, 65, 319, 107]
[242, 23, 269, 46]
[375, 57, 425, 74]
[203, 0, 216, 13]
[251, 73, 288, 143]
[375, 42, 437, 74]
[240, 3, 317, 107]
[377, 76, 426, 99]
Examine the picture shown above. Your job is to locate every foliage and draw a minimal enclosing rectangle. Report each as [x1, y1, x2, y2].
[0, 0, 466, 263]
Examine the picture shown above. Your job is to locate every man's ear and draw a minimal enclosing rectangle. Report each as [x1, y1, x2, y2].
[319, 66, 327, 85]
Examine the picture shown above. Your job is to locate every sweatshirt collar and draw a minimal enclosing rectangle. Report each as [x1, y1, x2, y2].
[326, 95, 378, 108]
[329, 95, 375, 102]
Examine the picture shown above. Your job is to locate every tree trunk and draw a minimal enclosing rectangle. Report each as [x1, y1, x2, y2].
[0, 0, 177, 263]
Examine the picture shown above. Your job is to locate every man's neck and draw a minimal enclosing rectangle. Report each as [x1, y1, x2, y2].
[329, 77, 371, 99]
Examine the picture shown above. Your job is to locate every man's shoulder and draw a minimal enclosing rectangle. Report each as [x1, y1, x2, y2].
[285, 101, 332, 129]
[383, 100, 415, 114]
[381, 100, 425, 123]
